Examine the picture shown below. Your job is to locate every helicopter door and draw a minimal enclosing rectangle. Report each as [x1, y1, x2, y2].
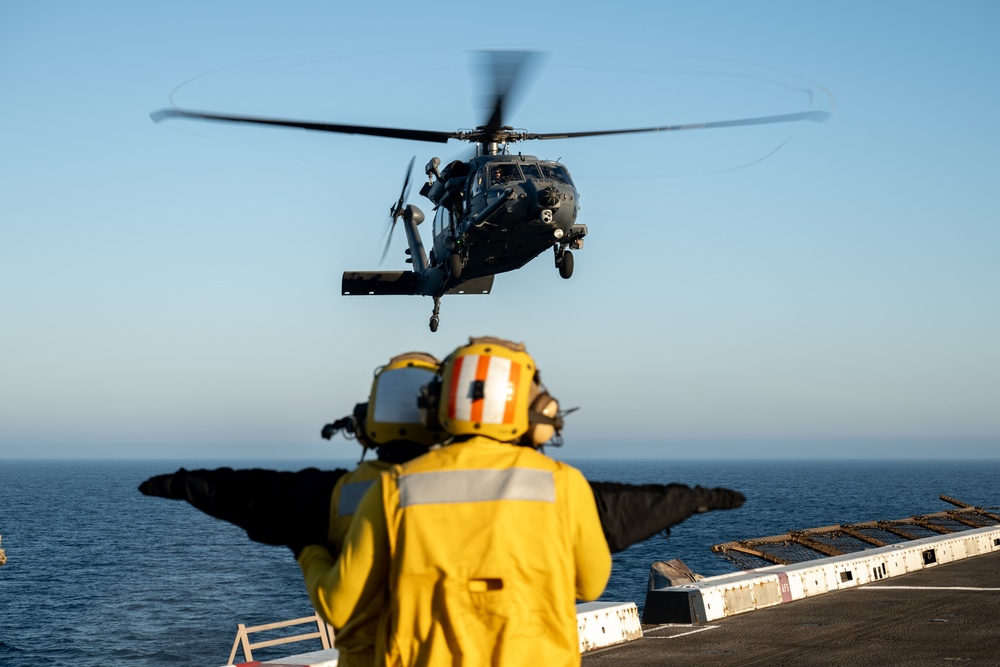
[432, 206, 453, 264]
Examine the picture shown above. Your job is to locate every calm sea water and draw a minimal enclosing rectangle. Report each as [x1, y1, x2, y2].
[1, 457, 998, 667]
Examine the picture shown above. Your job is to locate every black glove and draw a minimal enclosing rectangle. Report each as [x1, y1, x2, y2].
[589, 481, 745, 553]
[139, 467, 349, 548]
[691, 485, 745, 513]
[138, 468, 192, 498]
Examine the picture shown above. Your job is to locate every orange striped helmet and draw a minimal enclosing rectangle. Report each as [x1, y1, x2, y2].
[437, 337, 538, 442]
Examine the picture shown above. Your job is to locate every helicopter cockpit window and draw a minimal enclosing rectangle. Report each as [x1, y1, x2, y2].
[520, 163, 542, 180]
[541, 164, 573, 186]
[489, 163, 521, 187]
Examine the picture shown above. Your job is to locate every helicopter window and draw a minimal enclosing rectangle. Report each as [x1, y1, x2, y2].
[541, 164, 573, 186]
[520, 163, 542, 180]
[472, 169, 486, 197]
[434, 206, 446, 235]
[490, 163, 521, 187]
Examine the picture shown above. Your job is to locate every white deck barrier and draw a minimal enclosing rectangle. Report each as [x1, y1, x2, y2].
[642, 524, 1000, 624]
[221, 601, 642, 666]
[577, 601, 643, 651]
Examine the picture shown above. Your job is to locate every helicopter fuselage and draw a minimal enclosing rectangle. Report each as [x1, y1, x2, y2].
[422, 154, 587, 282]
[341, 153, 587, 331]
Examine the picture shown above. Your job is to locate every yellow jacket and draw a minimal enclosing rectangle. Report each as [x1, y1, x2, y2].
[303, 459, 395, 667]
[299, 437, 611, 667]
[327, 460, 395, 551]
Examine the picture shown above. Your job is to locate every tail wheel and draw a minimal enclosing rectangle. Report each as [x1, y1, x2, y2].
[559, 250, 574, 279]
[429, 296, 441, 333]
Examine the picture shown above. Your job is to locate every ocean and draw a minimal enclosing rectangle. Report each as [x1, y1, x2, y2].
[1, 457, 998, 667]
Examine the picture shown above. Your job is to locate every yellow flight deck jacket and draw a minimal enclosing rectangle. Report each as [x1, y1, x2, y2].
[327, 459, 395, 552]
[308, 459, 395, 667]
[298, 437, 612, 667]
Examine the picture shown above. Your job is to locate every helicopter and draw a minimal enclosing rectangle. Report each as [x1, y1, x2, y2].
[152, 51, 829, 331]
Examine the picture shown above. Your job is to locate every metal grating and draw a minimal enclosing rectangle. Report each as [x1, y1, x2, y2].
[923, 517, 977, 532]
[756, 542, 831, 564]
[712, 496, 1000, 570]
[889, 524, 942, 540]
[955, 514, 997, 528]
[853, 527, 912, 545]
[808, 532, 874, 554]
[721, 550, 775, 571]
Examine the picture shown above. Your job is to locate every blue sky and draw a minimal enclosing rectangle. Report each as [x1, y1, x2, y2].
[2, 1, 997, 459]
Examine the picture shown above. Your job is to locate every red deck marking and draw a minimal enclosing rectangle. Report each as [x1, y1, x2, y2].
[777, 572, 793, 603]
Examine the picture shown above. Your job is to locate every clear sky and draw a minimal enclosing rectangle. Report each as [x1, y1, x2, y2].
[2, 1, 997, 460]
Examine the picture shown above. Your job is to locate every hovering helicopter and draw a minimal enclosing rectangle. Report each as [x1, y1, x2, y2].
[152, 51, 829, 331]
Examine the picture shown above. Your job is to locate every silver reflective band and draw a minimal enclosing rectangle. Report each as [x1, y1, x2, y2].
[339, 479, 377, 516]
[398, 468, 556, 507]
[373, 367, 435, 423]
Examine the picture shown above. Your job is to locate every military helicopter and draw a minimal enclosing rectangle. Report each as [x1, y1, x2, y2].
[152, 51, 829, 331]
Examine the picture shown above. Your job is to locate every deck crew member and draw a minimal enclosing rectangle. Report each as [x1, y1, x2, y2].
[297, 337, 612, 666]
[315, 352, 445, 667]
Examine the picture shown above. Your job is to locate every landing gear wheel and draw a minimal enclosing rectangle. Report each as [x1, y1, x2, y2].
[449, 252, 463, 280]
[429, 296, 442, 333]
[558, 250, 574, 279]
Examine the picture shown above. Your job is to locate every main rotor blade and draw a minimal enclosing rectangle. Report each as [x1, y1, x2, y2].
[479, 50, 540, 138]
[527, 109, 831, 141]
[151, 108, 458, 144]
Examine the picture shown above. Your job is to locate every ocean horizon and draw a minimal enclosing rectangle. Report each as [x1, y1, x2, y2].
[2, 457, 998, 666]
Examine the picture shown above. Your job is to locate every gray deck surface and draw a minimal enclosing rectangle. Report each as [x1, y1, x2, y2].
[584, 550, 1000, 666]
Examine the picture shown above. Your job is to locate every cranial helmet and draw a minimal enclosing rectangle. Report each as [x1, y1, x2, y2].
[436, 337, 563, 446]
[366, 352, 447, 448]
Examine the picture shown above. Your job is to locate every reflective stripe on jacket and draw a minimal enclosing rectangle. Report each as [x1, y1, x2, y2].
[327, 460, 394, 549]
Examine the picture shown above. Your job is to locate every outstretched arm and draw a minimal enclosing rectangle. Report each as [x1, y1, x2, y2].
[589, 481, 745, 553]
[138, 467, 349, 549]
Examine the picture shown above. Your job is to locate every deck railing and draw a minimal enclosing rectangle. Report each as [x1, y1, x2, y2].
[227, 612, 335, 665]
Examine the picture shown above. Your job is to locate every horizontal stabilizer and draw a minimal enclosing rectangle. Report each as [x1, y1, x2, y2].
[342, 271, 495, 297]
[342, 271, 418, 296]
[446, 274, 494, 295]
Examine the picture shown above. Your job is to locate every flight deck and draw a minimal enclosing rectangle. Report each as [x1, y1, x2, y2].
[585, 549, 1000, 666]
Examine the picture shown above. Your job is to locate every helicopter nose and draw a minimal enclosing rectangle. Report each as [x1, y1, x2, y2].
[537, 186, 561, 209]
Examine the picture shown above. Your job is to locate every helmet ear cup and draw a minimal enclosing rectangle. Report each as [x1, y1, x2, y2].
[525, 391, 562, 448]
[419, 376, 444, 433]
